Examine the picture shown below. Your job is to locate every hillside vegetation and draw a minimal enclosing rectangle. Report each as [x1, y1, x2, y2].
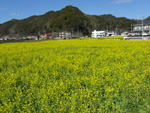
[0, 5, 137, 36]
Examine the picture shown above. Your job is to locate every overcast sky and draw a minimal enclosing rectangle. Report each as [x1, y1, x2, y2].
[0, 0, 149, 24]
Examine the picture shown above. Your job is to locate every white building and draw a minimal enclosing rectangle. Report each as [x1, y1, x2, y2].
[2, 36, 9, 40]
[133, 24, 150, 36]
[59, 31, 71, 39]
[91, 30, 106, 38]
[106, 31, 115, 36]
[121, 31, 129, 36]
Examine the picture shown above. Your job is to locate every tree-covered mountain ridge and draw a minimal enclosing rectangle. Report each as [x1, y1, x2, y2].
[0, 5, 146, 36]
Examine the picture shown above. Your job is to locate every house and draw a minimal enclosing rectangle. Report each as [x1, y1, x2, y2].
[41, 33, 52, 39]
[121, 31, 129, 36]
[91, 30, 106, 38]
[2, 36, 9, 40]
[59, 31, 71, 39]
[133, 24, 150, 36]
[26, 36, 38, 40]
[106, 31, 115, 36]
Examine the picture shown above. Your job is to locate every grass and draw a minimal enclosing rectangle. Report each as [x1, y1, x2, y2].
[71, 36, 124, 40]
[97, 36, 124, 40]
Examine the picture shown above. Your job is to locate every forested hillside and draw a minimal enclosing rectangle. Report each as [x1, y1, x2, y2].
[0, 5, 137, 36]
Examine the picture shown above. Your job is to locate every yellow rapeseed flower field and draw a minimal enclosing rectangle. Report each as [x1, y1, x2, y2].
[0, 40, 150, 112]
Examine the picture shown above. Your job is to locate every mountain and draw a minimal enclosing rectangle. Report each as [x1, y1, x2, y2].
[144, 16, 150, 24]
[50, 6, 90, 32]
[0, 11, 56, 36]
[0, 5, 137, 36]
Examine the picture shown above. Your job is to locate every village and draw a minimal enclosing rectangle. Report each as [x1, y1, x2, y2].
[0, 23, 150, 41]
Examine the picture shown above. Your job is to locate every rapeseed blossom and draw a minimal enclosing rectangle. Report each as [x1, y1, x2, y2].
[0, 40, 150, 112]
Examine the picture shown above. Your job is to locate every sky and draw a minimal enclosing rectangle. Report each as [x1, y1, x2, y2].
[0, 0, 150, 24]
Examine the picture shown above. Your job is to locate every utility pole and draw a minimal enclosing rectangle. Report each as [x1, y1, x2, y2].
[107, 25, 109, 32]
[71, 28, 73, 38]
[142, 17, 144, 40]
[115, 25, 118, 36]
[149, 22, 150, 35]
[131, 24, 132, 33]
[89, 29, 91, 37]
[77, 27, 79, 38]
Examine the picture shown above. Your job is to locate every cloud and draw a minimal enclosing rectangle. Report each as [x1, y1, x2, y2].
[0, 8, 8, 11]
[10, 13, 20, 17]
[112, 0, 133, 4]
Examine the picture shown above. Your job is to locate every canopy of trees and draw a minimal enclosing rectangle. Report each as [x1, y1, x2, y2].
[0, 5, 138, 36]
